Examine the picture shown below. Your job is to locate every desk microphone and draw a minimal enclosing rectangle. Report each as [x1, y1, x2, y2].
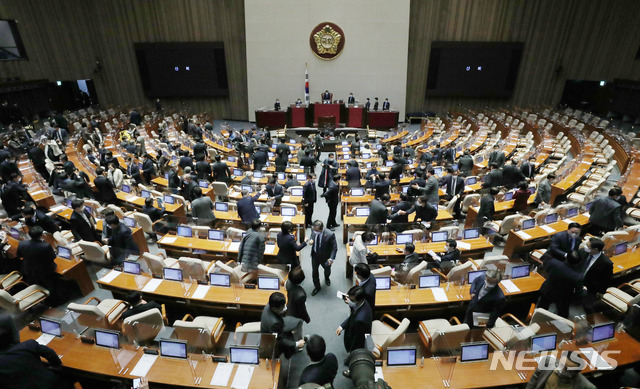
[420, 356, 424, 368]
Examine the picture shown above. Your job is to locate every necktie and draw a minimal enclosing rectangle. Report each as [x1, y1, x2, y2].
[451, 178, 457, 195]
[315, 233, 322, 253]
[583, 255, 593, 274]
[570, 238, 575, 251]
[529, 165, 532, 176]
[80, 211, 91, 227]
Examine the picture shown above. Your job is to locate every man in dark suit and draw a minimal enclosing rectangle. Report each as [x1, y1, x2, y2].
[284, 174, 300, 189]
[180, 174, 198, 202]
[303, 173, 317, 228]
[142, 197, 168, 233]
[336, 286, 373, 353]
[195, 155, 211, 181]
[428, 239, 461, 270]
[141, 154, 155, 184]
[275, 138, 290, 158]
[322, 90, 331, 103]
[373, 172, 391, 198]
[321, 175, 340, 229]
[300, 150, 316, 174]
[382, 98, 390, 111]
[178, 150, 194, 171]
[237, 189, 262, 225]
[547, 222, 581, 261]
[537, 255, 583, 318]
[364, 98, 371, 111]
[520, 156, 537, 179]
[579, 237, 613, 313]
[129, 109, 141, 125]
[70, 199, 100, 242]
[93, 167, 118, 204]
[464, 269, 505, 328]
[261, 292, 305, 359]
[457, 150, 474, 176]
[27, 142, 49, 180]
[488, 145, 506, 168]
[373, 97, 379, 111]
[252, 147, 268, 171]
[441, 168, 465, 218]
[13, 206, 58, 233]
[401, 243, 421, 265]
[0, 154, 19, 182]
[589, 189, 623, 235]
[273, 99, 281, 111]
[400, 195, 438, 226]
[476, 187, 498, 232]
[482, 163, 503, 189]
[286, 267, 310, 323]
[125, 156, 142, 184]
[192, 137, 207, 159]
[347, 93, 355, 104]
[443, 146, 456, 165]
[299, 335, 338, 387]
[310, 220, 338, 295]
[354, 264, 376, 315]
[17, 226, 57, 293]
[502, 160, 525, 189]
[265, 177, 284, 207]
[389, 193, 413, 230]
[415, 169, 439, 204]
[345, 163, 361, 188]
[105, 214, 139, 265]
[212, 155, 231, 183]
[366, 194, 390, 226]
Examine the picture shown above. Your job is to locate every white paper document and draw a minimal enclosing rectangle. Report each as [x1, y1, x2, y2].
[500, 279, 521, 293]
[127, 195, 141, 202]
[160, 236, 177, 244]
[264, 244, 276, 254]
[579, 347, 613, 370]
[36, 333, 55, 346]
[281, 195, 291, 201]
[457, 241, 471, 250]
[192, 285, 210, 299]
[50, 204, 67, 212]
[259, 214, 268, 221]
[227, 242, 240, 252]
[540, 225, 556, 233]
[281, 216, 292, 222]
[431, 288, 449, 302]
[130, 354, 158, 377]
[210, 362, 234, 386]
[141, 278, 162, 293]
[374, 366, 385, 381]
[30, 190, 45, 195]
[99, 270, 121, 283]
[515, 230, 532, 239]
[231, 364, 254, 389]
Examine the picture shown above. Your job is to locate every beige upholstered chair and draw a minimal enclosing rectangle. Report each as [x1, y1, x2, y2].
[0, 285, 50, 313]
[371, 314, 411, 357]
[78, 240, 111, 265]
[67, 296, 129, 325]
[122, 307, 166, 345]
[404, 261, 429, 285]
[0, 271, 23, 291]
[178, 257, 213, 284]
[213, 260, 246, 284]
[132, 212, 163, 241]
[445, 261, 477, 284]
[528, 307, 575, 332]
[483, 315, 540, 351]
[211, 182, 229, 201]
[140, 252, 179, 277]
[418, 317, 470, 354]
[173, 314, 225, 349]
[257, 264, 288, 284]
[235, 321, 262, 333]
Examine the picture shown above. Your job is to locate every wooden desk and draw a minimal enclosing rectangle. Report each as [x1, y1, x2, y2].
[115, 191, 186, 219]
[157, 234, 283, 262]
[464, 193, 537, 228]
[379, 131, 409, 144]
[550, 159, 593, 204]
[17, 160, 56, 209]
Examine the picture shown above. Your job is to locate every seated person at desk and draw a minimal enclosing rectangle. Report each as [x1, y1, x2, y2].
[121, 291, 161, 320]
[180, 173, 198, 202]
[7, 206, 59, 233]
[349, 231, 375, 267]
[365, 163, 379, 181]
[299, 335, 338, 387]
[0, 318, 69, 389]
[284, 173, 300, 189]
[400, 195, 438, 228]
[526, 351, 596, 389]
[70, 199, 100, 242]
[428, 239, 460, 271]
[373, 172, 391, 198]
[464, 268, 505, 328]
[104, 214, 139, 266]
[190, 187, 216, 227]
[141, 197, 169, 233]
[1, 174, 28, 217]
[261, 292, 305, 359]
[266, 177, 284, 207]
[237, 189, 263, 225]
[240, 171, 253, 185]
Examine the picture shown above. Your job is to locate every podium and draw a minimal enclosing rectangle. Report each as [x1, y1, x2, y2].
[313, 103, 341, 126]
[288, 105, 307, 127]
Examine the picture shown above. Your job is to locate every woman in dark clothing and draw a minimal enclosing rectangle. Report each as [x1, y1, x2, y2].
[276, 221, 311, 267]
[275, 150, 288, 173]
[512, 181, 531, 214]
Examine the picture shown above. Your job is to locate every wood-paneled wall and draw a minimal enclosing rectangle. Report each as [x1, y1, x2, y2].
[0, 0, 248, 120]
[406, 0, 640, 115]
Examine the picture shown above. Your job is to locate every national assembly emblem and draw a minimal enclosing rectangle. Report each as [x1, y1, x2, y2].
[310, 22, 345, 60]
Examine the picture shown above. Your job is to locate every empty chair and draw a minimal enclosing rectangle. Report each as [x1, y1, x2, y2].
[257, 264, 288, 284]
[438, 226, 459, 241]
[178, 257, 212, 284]
[78, 240, 111, 265]
[106, 204, 126, 219]
[213, 260, 246, 284]
[483, 315, 540, 351]
[0, 284, 49, 313]
[132, 212, 163, 241]
[371, 314, 411, 357]
[173, 314, 225, 349]
[461, 194, 481, 214]
[211, 182, 229, 201]
[528, 306, 575, 332]
[602, 287, 640, 313]
[235, 321, 261, 333]
[418, 317, 470, 354]
[400, 229, 425, 242]
[477, 255, 509, 270]
[0, 271, 22, 291]
[67, 296, 128, 325]
[227, 227, 246, 241]
[53, 231, 83, 255]
[140, 252, 179, 277]
[445, 261, 476, 284]
[371, 266, 393, 278]
[122, 308, 166, 345]
[404, 261, 429, 285]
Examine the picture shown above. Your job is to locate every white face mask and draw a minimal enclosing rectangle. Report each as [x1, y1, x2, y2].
[347, 300, 357, 309]
[568, 231, 580, 239]
[485, 280, 497, 289]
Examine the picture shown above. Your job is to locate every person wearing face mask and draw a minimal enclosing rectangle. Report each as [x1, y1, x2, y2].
[318, 153, 338, 194]
[578, 237, 613, 314]
[336, 286, 373, 353]
[588, 188, 623, 235]
[310, 220, 338, 296]
[526, 351, 596, 389]
[537, 251, 583, 318]
[464, 268, 505, 328]
[428, 239, 460, 271]
[354, 264, 376, 316]
[546, 222, 582, 261]
[349, 232, 375, 267]
[260, 292, 305, 359]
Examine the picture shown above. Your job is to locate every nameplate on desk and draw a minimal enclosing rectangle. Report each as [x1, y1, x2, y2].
[160, 236, 177, 244]
[36, 333, 55, 346]
[99, 270, 121, 283]
[264, 244, 276, 255]
[457, 241, 471, 250]
[127, 195, 141, 202]
[130, 354, 158, 377]
[210, 362, 234, 386]
[142, 278, 162, 292]
[431, 288, 448, 302]
[500, 279, 520, 293]
[374, 366, 384, 381]
[540, 225, 556, 234]
[192, 284, 210, 299]
[515, 230, 532, 239]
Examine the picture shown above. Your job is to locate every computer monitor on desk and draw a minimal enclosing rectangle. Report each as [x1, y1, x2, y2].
[396, 233, 413, 245]
[122, 184, 131, 193]
[387, 347, 417, 366]
[209, 272, 230, 287]
[463, 228, 480, 240]
[362, 153, 371, 159]
[123, 261, 141, 275]
[227, 156, 236, 162]
[163, 267, 183, 282]
[277, 172, 285, 180]
[208, 229, 224, 241]
[460, 342, 489, 362]
[521, 219, 535, 230]
[241, 185, 252, 193]
[419, 275, 440, 288]
[355, 207, 370, 217]
[296, 173, 307, 181]
[386, 161, 394, 167]
[233, 168, 243, 177]
[614, 243, 627, 256]
[253, 171, 263, 178]
[257, 276, 280, 290]
[57, 246, 72, 260]
[431, 231, 448, 242]
[566, 207, 579, 218]
[177, 225, 192, 237]
[163, 195, 175, 205]
[531, 333, 556, 353]
[160, 339, 187, 358]
[503, 192, 514, 201]
[467, 269, 487, 285]
[545, 213, 558, 224]
[230, 346, 259, 364]
[591, 322, 615, 343]
[281, 207, 296, 217]
[40, 317, 62, 337]
[510, 264, 530, 279]
[465, 177, 477, 185]
[140, 190, 151, 199]
[215, 202, 229, 212]
[95, 329, 120, 349]
[290, 188, 303, 197]
[350, 188, 365, 197]
[123, 217, 136, 228]
[375, 276, 391, 290]
[198, 180, 209, 188]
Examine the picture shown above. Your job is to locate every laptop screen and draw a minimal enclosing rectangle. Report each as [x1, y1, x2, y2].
[209, 273, 230, 287]
[10, 228, 20, 239]
[342, 147, 350, 153]
[367, 234, 378, 245]
[586, 201, 593, 211]
[464, 228, 480, 240]
[257, 277, 280, 290]
[57, 246, 71, 260]
[567, 208, 579, 217]
[503, 192, 514, 201]
[177, 226, 192, 237]
[452, 163, 459, 170]
[215, 202, 229, 212]
[277, 172, 285, 180]
[362, 153, 371, 159]
[160, 339, 187, 358]
[460, 342, 489, 362]
[66, 198, 73, 208]
[433, 167, 443, 176]
[296, 173, 307, 181]
[419, 275, 440, 288]
[199, 180, 209, 188]
[521, 219, 535, 230]
[227, 156, 236, 162]
[465, 177, 477, 185]
[386, 161, 394, 167]
[163, 267, 183, 282]
[350, 188, 365, 196]
[241, 185, 252, 193]
[290, 188, 303, 196]
[402, 186, 409, 194]
[431, 231, 448, 242]
[253, 171, 263, 178]
[84, 205, 93, 215]
[254, 206, 261, 215]
[163, 195, 175, 205]
[396, 233, 413, 245]
[233, 168, 243, 176]
[614, 243, 627, 255]
[591, 322, 615, 342]
[545, 213, 558, 224]
[95, 329, 120, 349]
[281, 207, 296, 216]
[355, 207, 370, 217]
[140, 190, 151, 199]
[387, 347, 417, 366]
[229, 347, 259, 364]
[123, 261, 141, 275]
[122, 184, 131, 193]
[375, 276, 392, 290]
[366, 162, 372, 168]
[40, 317, 62, 337]
[208, 229, 224, 241]
[468, 270, 487, 285]
[510, 264, 530, 279]
[476, 156, 484, 163]
[531, 334, 557, 353]
[123, 217, 136, 228]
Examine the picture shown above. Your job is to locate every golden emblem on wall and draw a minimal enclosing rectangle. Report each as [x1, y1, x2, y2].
[310, 22, 345, 60]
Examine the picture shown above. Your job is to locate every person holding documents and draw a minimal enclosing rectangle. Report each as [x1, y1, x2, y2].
[463, 268, 505, 328]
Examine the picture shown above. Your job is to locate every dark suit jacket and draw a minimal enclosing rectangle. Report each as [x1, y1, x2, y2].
[20, 209, 59, 233]
[488, 151, 506, 168]
[322, 181, 339, 206]
[181, 180, 198, 201]
[0, 340, 62, 389]
[366, 199, 389, 225]
[441, 248, 460, 262]
[93, 175, 118, 203]
[266, 183, 284, 205]
[580, 250, 613, 295]
[539, 258, 582, 298]
[142, 205, 164, 222]
[141, 159, 155, 183]
[390, 200, 412, 224]
[464, 274, 505, 327]
[253, 150, 268, 170]
[300, 156, 316, 174]
[107, 223, 139, 264]
[286, 280, 310, 323]
[589, 196, 623, 230]
[360, 275, 376, 315]
[127, 163, 142, 183]
[195, 160, 212, 180]
[482, 169, 503, 188]
[373, 180, 390, 198]
[502, 164, 525, 186]
[193, 142, 207, 158]
[476, 195, 495, 224]
[311, 229, 338, 262]
[443, 174, 464, 197]
[345, 166, 361, 187]
[260, 304, 297, 358]
[520, 162, 536, 179]
[548, 231, 578, 260]
[237, 194, 260, 224]
[178, 156, 193, 170]
[17, 239, 57, 285]
[299, 353, 338, 386]
[275, 143, 290, 156]
[402, 252, 421, 265]
[28, 146, 46, 166]
[303, 180, 317, 205]
[341, 301, 373, 352]
[212, 162, 230, 182]
[458, 155, 474, 174]
[276, 232, 306, 266]
[70, 209, 99, 242]
[121, 301, 162, 320]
